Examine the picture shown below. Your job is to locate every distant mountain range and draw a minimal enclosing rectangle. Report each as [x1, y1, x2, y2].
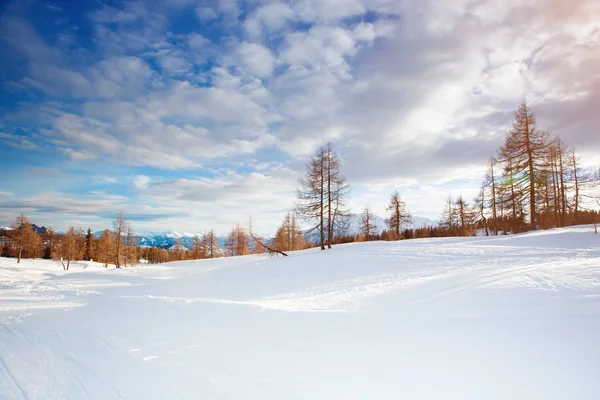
[135, 214, 438, 250]
[2, 214, 437, 250]
[0, 224, 48, 235]
[135, 231, 222, 250]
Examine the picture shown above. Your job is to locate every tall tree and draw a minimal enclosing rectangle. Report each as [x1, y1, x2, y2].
[441, 195, 456, 235]
[296, 143, 349, 250]
[297, 146, 326, 249]
[11, 213, 37, 263]
[324, 143, 349, 249]
[84, 228, 94, 261]
[60, 227, 83, 270]
[360, 205, 377, 241]
[112, 212, 128, 268]
[124, 223, 137, 266]
[498, 102, 549, 227]
[571, 148, 581, 217]
[485, 157, 499, 235]
[235, 223, 249, 256]
[385, 191, 412, 239]
[474, 184, 489, 236]
[224, 231, 235, 257]
[192, 234, 205, 259]
[201, 230, 218, 259]
[274, 212, 306, 251]
[97, 229, 114, 268]
[455, 196, 476, 236]
[549, 138, 568, 227]
[42, 227, 57, 259]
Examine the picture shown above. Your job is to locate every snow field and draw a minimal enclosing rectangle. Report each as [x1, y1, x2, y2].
[1, 225, 599, 399]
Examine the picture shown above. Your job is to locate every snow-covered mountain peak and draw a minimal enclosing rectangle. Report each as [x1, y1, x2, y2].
[165, 231, 182, 239]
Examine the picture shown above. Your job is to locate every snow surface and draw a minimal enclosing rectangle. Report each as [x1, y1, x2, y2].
[1, 226, 600, 399]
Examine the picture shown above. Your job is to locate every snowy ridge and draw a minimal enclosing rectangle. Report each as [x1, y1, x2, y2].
[1, 225, 599, 399]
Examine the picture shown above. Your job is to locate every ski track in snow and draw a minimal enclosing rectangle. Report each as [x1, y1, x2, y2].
[0, 226, 599, 399]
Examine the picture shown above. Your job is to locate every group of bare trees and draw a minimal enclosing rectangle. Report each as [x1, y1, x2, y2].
[272, 212, 306, 252]
[142, 229, 220, 263]
[356, 192, 413, 241]
[441, 102, 600, 236]
[223, 223, 266, 257]
[295, 142, 350, 250]
[3, 112, 597, 266]
[0, 212, 139, 269]
[293, 143, 415, 247]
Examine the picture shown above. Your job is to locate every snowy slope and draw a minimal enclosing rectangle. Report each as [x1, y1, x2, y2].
[1, 226, 600, 399]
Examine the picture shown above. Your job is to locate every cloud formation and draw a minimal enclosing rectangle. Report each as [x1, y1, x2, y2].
[0, 0, 598, 233]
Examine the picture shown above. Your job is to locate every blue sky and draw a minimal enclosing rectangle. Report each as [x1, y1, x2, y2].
[1, 0, 599, 234]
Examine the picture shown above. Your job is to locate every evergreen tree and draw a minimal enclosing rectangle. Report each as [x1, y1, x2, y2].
[84, 228, 94, 261]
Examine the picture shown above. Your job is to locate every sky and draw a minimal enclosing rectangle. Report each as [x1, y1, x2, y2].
[0, 0, 599, 235]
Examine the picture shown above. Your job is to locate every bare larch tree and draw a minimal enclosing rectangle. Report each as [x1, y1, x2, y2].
[296, 142, 349, 250]
[360, 205, 377, 241]
[386, 191, 412, 239]
[498, 102, 549, 227]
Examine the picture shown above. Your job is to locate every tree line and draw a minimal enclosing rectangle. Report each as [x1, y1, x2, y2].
[283, 104, 600, 251]
[0, 212, 139, 268]
[2, 104, 599, 266]
[438, 102, 600, 236]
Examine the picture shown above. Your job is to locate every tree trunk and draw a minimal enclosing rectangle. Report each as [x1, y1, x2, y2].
[490, 159, 498, 235]
[483, 216, 489, 236]
[251, 233, 288, 256]
[558, 145, 566, 227]
[572, 149, 579, 216]
[552, 151, 559, 227]
[527, 146, 536, 227]
[320, 155, 325, 250]
[327, 146, 332, 249]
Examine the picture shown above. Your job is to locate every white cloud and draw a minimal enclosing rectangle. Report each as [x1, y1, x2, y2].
[195, 6, 217, 21]
[291, 0, 366, 22]
[242, 2, 294, 39]
[279, 26, 358, 76]
[59, 148, 97, 161]
[134, 175, 150, 189]
[2, 0, 600, 232]
[232, 41, 276, 78]
[0, 132, 39, 150]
